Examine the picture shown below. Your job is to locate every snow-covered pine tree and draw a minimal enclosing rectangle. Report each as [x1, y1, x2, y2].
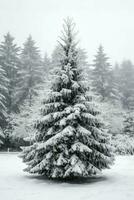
[0, 32, 20, 113]
[51, 45, 64, 69]
[123, 112, 134, 137]
[19, 35, 43, 106]
[92, 45, 117, 102]
[20, 18, 113, 179]
[112, 63, 121, 100]
[0, 127, 4, 147]
[52, 44, 89, 70]
[43, 53, 51, 75]
[118, 60, 134, 110]
[0, 64, 8, 126]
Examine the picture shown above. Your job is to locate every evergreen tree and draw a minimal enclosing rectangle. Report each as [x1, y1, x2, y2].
[0, 127, 4, 147]
[0, 32, 20, 113]
[19, 35, 42, 106]
[113, 63, 120, 85]
[112, 63, 121, 99]
[51, 45, 63, 68]
[21, 18, 113, 179]
[123, 112, 134, 137]
[92, 45, 116, 101]
[43, 53, 51, 75]
[0, 64, 8, 126]
[118, 60, 134, 110]
[52, 45, 88, 71]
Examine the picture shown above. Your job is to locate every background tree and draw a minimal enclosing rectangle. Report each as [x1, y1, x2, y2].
[118, 60, 134, 110]
[0, 127, 4, 147]
[92, 45, 116, 102]
[21, 18, 113, 179]
[113, 63, 120, 87]
[0, 64, 8, 127]
[19, 35, 43, 106]
[0, 32, 20, 113]
[9, 83, 48, 150]
[123, 112, 134, 137]
[42, 52, 51, 75]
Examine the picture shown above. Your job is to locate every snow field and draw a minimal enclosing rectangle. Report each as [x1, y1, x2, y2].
[0, 153, 134, 200]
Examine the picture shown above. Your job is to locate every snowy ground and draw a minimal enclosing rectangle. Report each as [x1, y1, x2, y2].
[0, 153, 134, 200]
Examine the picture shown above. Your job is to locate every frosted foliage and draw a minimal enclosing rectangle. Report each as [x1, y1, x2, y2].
[11, 86, 48, 142]
[0, 128, 4, 145]
[37, 126, 75, 151]
[123, 112, 134, 137]
[111, 134, 134, 155]
[98, 101, 124, 134]
[71, 142, 92, 153]
[0, 65, 8, 122]
[21, 18, 113, 179]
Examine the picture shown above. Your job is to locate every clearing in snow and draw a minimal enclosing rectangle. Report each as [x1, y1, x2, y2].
[0, 153, 134, 200]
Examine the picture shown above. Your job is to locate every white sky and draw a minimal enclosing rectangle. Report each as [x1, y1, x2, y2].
[0, 0, 134, 64]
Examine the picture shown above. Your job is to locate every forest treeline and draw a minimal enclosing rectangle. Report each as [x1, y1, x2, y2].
[0, 25, 134, 153]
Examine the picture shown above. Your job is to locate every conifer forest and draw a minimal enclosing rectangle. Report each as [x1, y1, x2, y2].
[0, 1, 134, 200]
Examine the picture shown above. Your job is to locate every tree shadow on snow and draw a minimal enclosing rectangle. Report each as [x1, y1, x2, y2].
[23, 173, 108, 185]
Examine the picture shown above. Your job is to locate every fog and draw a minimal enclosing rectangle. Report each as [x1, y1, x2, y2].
[0, 0, 134, 63]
